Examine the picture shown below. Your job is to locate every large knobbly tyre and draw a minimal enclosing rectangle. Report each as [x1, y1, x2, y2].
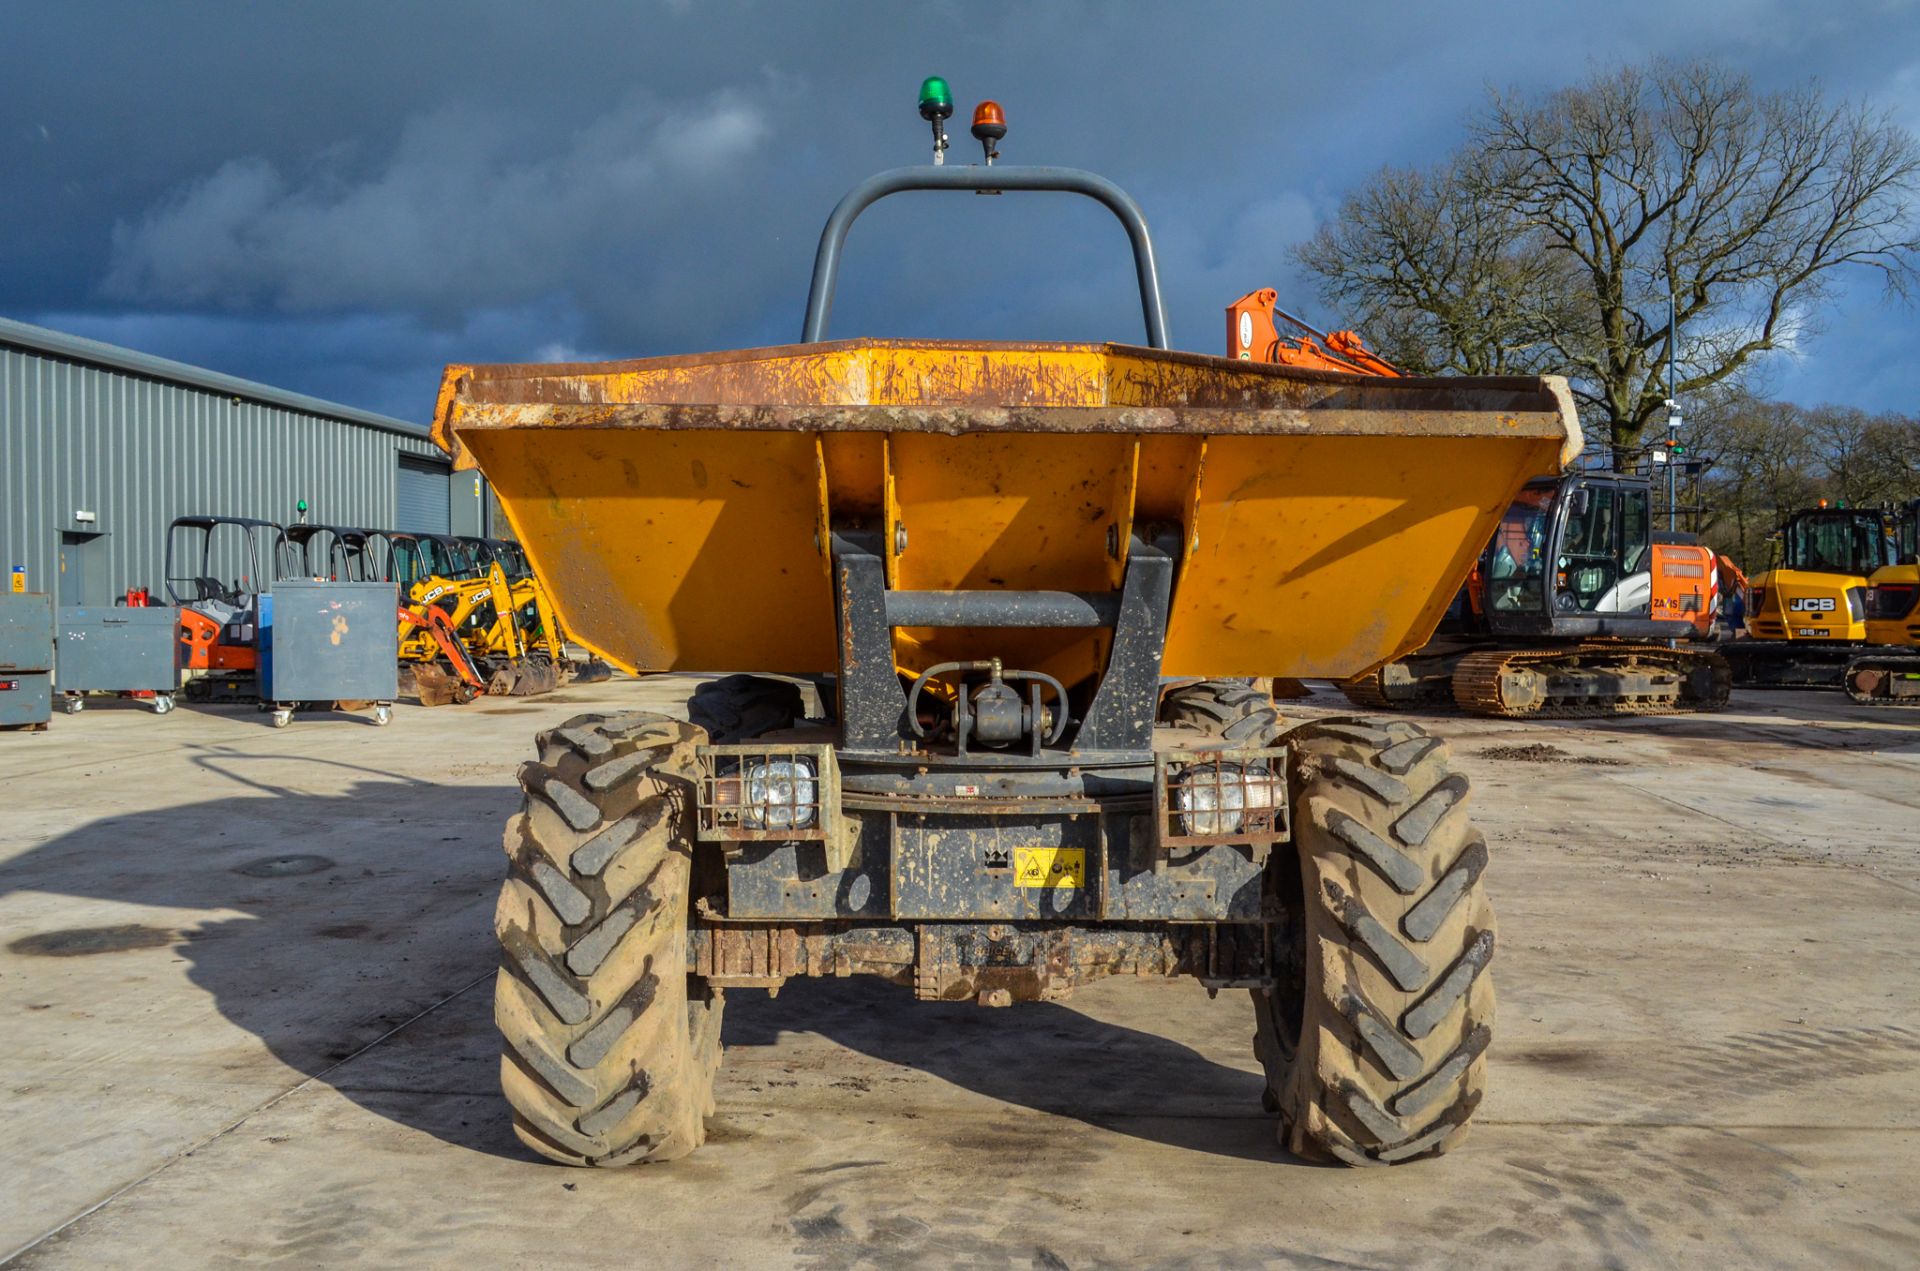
[688, 673, 806, 742]
[1254, 718, 1494, 1165]
[1159, 678, 1282, 745]
[494, 711, 721, 1166]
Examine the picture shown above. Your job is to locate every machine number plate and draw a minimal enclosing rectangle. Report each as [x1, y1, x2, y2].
[1794, 628, 1827, 637]
[1013, 847, 1084, 889]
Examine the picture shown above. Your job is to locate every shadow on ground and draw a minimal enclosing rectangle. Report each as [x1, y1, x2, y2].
[1, 747, 1284, 1167]
[724, 976, 1282, 1162]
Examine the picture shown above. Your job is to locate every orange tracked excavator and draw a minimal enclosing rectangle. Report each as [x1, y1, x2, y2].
[1228, 290, 1729, 717]
[1226, 289, 1402, 376]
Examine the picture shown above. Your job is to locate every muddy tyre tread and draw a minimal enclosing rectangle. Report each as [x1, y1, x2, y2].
[1255, 718, 1494, 1165]
[688, 673, 807, 743]
[494, 710, 721, 1166]
[1159, 679, 1282, 746]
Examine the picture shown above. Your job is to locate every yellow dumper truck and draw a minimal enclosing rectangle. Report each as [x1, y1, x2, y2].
[432, 119, 1578, 1167]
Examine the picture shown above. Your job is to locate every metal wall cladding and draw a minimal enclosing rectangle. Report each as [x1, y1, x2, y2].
[1, 340, 445, 604]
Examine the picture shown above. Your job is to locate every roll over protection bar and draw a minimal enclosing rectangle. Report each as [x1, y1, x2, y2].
[801, 165, 1170, 350]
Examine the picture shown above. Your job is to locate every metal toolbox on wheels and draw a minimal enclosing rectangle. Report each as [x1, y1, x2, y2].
[0, 592, 55, 729]
[54, 605, 182, 714]
[260, 580, 400, 727]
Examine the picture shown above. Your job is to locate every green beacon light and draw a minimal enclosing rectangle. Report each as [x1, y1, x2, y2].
[918, 76, 953, 165]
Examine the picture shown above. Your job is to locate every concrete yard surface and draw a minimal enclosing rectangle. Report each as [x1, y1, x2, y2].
[2, 679, 1918, 1268]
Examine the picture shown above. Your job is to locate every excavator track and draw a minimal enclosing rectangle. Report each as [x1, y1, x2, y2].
[1336, 665, 1452, 711]
[1336, 671, 1394, 710]
[1452, 643, 1731, 719]
[1719, 640, 1854, 689]
[1844, 655, 1920, 706]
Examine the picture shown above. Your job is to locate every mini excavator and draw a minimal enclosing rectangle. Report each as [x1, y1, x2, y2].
[1726, 501, 1901, 689]
[1844, 498, 1920, 705]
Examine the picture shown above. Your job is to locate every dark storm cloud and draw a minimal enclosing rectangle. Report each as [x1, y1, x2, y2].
[4, 0, 1918, 420]
[103, 90, 773, 316]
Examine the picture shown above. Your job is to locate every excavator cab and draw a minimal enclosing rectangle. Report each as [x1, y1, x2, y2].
[1480, 475, 1689, 638]
[1778, 507, 1894, 580]
[164, 515, 284, 609]
[1343, 472, 1724, 715]
[378, 532, 432, 589]
[279, 524, 378, 582]
[484, 539, 534, 580]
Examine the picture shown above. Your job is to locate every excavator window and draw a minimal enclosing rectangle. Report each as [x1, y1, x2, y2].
[1487, 486, 1554, 613]
[1619, 488, 1650, 576]
[1785, 512, 1890, 576]
[1549, 482, 1651, 613]
[165, 519, 276, 607]
[1559, 484, 1621, 610]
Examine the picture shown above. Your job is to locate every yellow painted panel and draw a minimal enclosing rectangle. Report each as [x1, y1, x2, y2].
[1163, 432, 1566, 677]
[889, 433, 1133, 591]
[888, 432, 1134, 680]
[821, 433, 885, 518]
[1866, 563, 1919, 647]
[462, 428, 835, 674]
[1747, 567, 1871, 642]
[446, 340, 1581, 683]
[864, 347, 1109, 405]
[1136, 436, 1203, 523]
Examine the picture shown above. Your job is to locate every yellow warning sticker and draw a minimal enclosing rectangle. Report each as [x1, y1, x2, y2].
[1013, 846, 1085, 889]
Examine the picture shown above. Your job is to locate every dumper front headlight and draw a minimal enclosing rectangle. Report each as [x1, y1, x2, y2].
[1173, 763, 1274, 837]
[741, 759, 818, 831]
[696, 744, 837, 843]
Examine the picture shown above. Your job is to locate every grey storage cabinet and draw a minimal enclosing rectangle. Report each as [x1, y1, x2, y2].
[0, 592, 55, 727]
[55, 605, 181, 713]
[261, 581, 399, 725]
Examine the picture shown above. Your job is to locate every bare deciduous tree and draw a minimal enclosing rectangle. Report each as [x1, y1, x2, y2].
[1299, 60, 1920, 466]
[1688, 392, 1920, 568]
[1292, 161, 1574, 375]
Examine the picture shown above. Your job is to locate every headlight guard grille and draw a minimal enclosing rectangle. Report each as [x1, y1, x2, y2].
[695, 743, 837, 842]
[1153, 745, 1289, 853]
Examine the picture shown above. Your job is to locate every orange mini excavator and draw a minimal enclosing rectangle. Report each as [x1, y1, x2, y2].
[167, 515, 278, 702]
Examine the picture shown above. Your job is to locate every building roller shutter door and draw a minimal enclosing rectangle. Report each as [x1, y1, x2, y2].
[396, 456, 452, 533]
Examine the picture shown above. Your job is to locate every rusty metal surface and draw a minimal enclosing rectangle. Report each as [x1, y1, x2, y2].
[434, 338, 1579, 466]
[687, 918, 1269, 1002]
[447, 398, 1571, 438]
[439, 338, 1580, 679]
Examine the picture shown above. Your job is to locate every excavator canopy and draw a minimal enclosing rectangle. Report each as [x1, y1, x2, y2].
[433, 338, 1578, 683]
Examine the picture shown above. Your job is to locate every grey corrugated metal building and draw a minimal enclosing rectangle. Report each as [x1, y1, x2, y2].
[1, 316, 492, 605]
